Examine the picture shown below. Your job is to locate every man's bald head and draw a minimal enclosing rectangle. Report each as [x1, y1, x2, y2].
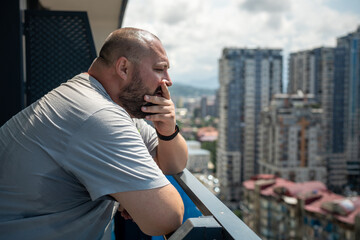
[98, 27, 160, 66]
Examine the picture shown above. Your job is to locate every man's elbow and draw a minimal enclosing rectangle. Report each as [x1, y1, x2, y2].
[163, 165, 186, 175]
[176, 157, 188, 173]
[139, 202, 184, 236]
[164, 157, 188, 175]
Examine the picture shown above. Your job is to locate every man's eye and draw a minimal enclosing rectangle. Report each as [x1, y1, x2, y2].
[155, 69, 164, 72]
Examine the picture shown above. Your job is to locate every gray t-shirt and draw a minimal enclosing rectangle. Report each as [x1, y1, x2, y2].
[0, 73, 169, 239]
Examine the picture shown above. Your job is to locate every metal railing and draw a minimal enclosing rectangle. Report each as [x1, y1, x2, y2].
[168, 169, 261, 240]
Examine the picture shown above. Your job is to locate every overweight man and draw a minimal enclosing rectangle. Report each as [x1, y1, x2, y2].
[0, 27, 188, 239]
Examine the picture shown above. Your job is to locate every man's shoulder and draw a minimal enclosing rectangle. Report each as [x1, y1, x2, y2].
[55, 73, 130, 118]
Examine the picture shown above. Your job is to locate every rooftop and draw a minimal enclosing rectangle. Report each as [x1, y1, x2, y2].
[243, 174, 360, 225]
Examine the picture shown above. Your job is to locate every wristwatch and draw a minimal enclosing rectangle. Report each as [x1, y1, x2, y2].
[156, 125, 180, 141]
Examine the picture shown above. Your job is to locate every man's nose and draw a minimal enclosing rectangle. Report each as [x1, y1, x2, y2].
[163, 75, 172, 87]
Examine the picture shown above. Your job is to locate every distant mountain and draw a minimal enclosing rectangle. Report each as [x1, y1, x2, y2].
[170, 83, 217, 98]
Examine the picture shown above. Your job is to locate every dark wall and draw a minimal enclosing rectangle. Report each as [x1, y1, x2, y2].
[0, 1, 24, 125]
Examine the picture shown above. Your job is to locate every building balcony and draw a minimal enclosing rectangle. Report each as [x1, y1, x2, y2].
[4, 3, 257, 239]
[161, 169, 261, 239]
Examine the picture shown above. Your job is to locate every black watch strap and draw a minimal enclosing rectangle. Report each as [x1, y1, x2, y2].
[156, 125, 179, 141]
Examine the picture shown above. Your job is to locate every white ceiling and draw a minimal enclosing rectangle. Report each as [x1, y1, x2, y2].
[40, 0, 125, 53]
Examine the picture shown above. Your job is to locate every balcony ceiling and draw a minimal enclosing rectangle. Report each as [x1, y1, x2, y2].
[40, 0, 127, 53]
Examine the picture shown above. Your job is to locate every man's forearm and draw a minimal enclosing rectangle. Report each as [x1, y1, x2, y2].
[156, 133, 188, 175]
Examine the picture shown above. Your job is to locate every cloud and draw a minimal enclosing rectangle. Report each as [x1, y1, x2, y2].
[239, 0, 292, 30]
[266, 13, 283, 29]
[240, 0, 291, 13]
[123, 0, 360, 89]
[158, 1, 203, 25]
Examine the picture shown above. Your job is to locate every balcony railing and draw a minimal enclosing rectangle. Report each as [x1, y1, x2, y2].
[166, 169, 261, 240]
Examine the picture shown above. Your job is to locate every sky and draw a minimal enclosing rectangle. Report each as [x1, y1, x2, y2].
[122, 0, 360, 90]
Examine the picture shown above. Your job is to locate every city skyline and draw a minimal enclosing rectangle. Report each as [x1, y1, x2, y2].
[122, 0, 360, 90]
[213, 25, 359, 204]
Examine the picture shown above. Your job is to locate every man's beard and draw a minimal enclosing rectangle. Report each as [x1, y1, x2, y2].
[118, 70, 159, 119]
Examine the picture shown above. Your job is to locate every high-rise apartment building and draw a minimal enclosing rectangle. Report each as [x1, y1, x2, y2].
[287, 47, 335, 151]
[258, 92, 327, 183]
[288, 47, 335, 97]
[287, 27, 360, 192]
[200, 96, 208, 119]
[288, 50, 317, 98]
[337, 27, 360, 191]
[288, 46, 348, 191]
[217, 48, 282, 202]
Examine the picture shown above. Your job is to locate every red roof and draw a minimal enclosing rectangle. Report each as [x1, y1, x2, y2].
[250, 174, 276, 181]
[304, 191, 343, 215]
[243, 175, 360, 225]
[243, 175, 294, 196]
[197, 127, 218, 142]
[243, 180, 256, 190]
[260, 178, 295, 196]
[287, 181, 327, 197]
[337, 206, 360, 224]
[244, 176, 327, 199]
[335, 197, 360, 224]
[243, 174, 277, 190]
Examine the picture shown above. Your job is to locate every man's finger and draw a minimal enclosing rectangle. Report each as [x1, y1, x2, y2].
[160, 80, 171, 100]
[142, 105, 172, 114]
[144, 95, 170, 105]
[145, 113, 174, 122]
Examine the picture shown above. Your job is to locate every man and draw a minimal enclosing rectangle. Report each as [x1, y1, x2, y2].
[0, 28, 187, 239]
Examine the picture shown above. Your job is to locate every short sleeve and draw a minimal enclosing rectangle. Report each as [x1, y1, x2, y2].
[63, 108, 169, 200]
[132, 118, 158, 158]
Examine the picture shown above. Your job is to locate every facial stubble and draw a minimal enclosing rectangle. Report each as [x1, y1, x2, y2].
[118, 69, 160, 119]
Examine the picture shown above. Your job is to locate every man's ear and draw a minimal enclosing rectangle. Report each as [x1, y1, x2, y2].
[115, 57, 129, 80]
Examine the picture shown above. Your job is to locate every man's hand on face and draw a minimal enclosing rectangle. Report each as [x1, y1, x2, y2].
[141, 80, 176, 136]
